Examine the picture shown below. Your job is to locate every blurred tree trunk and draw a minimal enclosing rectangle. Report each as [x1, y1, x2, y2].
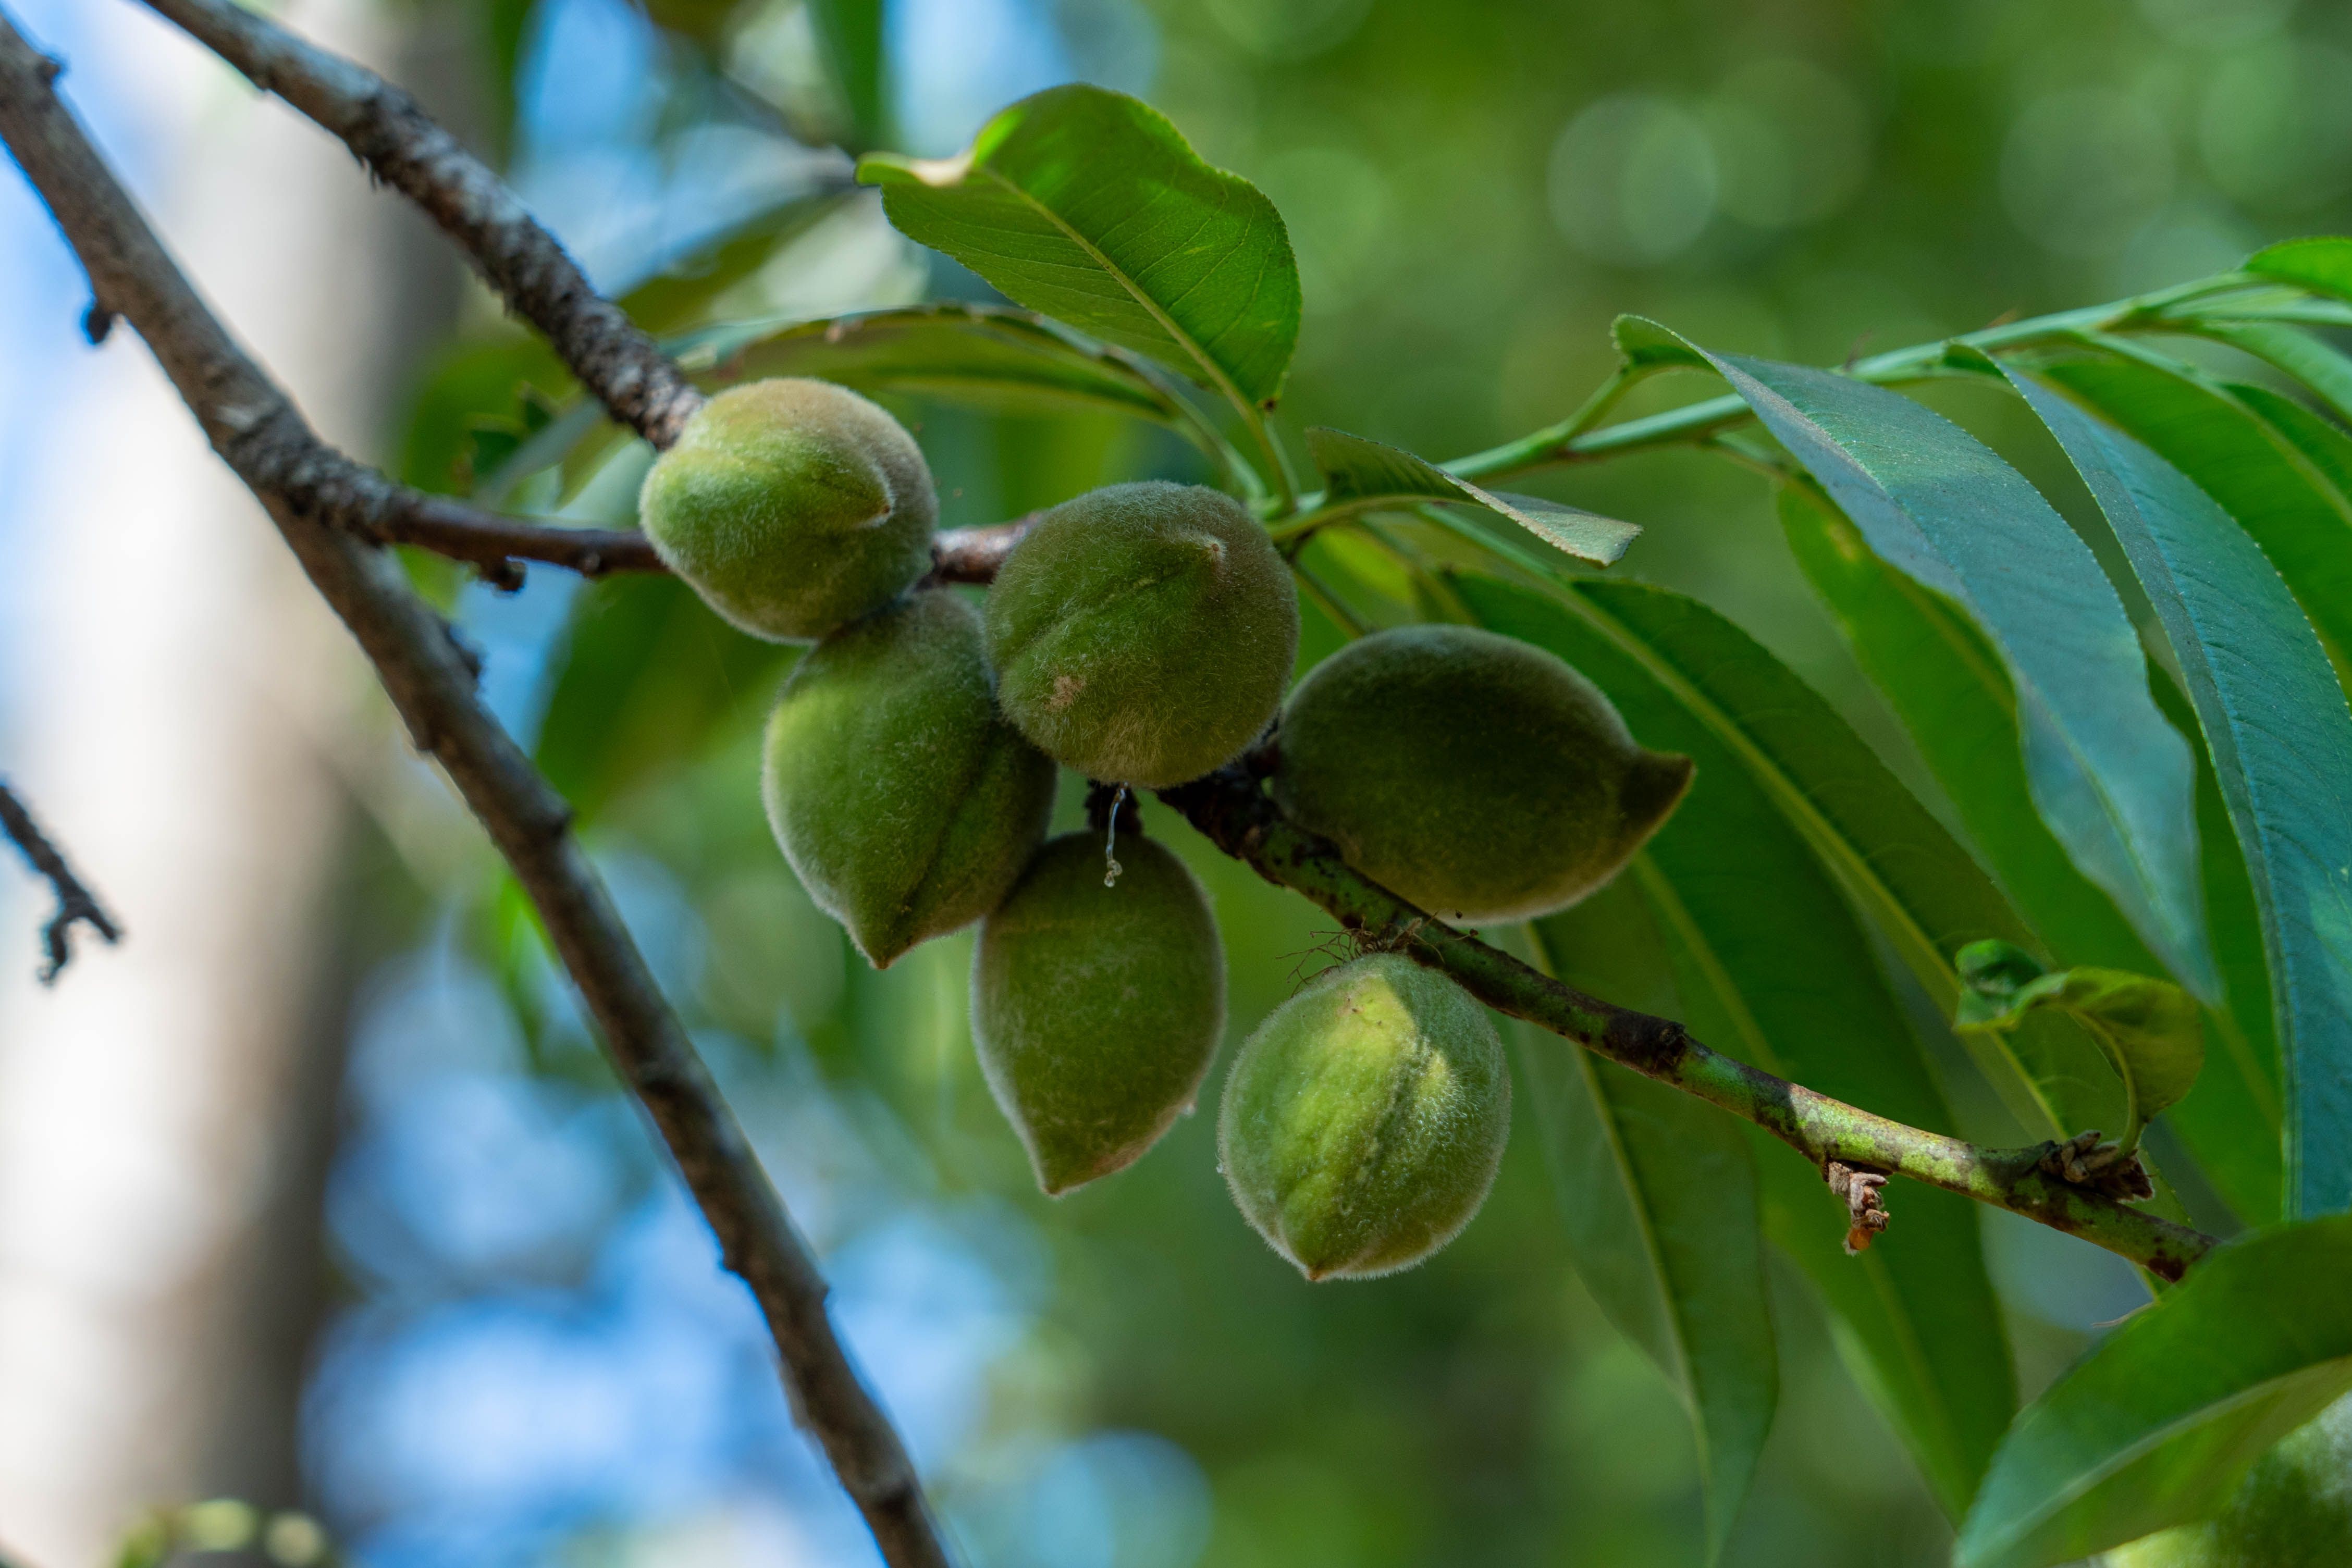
[0, 1, 464, 1559]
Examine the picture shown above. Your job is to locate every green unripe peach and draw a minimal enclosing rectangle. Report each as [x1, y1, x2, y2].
[763, 590, 1054, 968]
[1270, 624, 1693, 923]
[2108, 1394, 2352, 1568]
[984, 481, 1299, 788]
[1219, 953, 1509, 1280]
[972, 831, 1226, 1194]
[639, 378, 938, 641]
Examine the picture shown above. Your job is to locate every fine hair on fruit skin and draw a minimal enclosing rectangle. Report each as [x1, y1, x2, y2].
[984, 480, 1300, 789]
[638, 377, 939, 641]
[1270, 623, 1694, 923]
[1219, 953, 1511, 1281]
[762, 588, 1055, 968]
[971, 830, 1227, 1195]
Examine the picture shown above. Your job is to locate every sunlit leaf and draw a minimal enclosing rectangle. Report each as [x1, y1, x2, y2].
[1457, 572, 2016, 1517]
[2005, 364, 2352, 1216]
[859, 85, 1301, 418]
[1522, 880, 1776, 1561]
[2243, 236, 2352, 303]
[1306, 427, 1639, 565]
[1955, 1216, 2352, 1568]
[1683, 343, 2216, 1001]
[1954, 941, 2202, 1149]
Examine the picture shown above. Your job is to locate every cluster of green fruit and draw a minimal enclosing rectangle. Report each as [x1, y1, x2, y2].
[640, 379, 1693, 1279]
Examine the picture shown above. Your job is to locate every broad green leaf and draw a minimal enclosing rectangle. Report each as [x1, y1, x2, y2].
[1522, 881, 1776, 1561]
[807, 0, 890, 150]
[1430, 493, 2120, 1143]
[858, 85, 1301, 419]
[2244, 236, 2352, 302]
[1954, 941, 2202, 1150]
[1955, 1216, 2352, 1568]
[1306, 427, 1640, 566]
[2005, 367, 2352, 1217]
[1779, 490, 2282, 1216]
[1456, 572, 2017, 1517]
[2037, 352, 2352, 677]
[1689, 346, 2215, 1001]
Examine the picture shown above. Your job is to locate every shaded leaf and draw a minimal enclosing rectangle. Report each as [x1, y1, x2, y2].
[1687, 344, 2215, 1000]
[1955, 1216, 2352, 1568]
[1522, 880, 1776, 1561]
[859, 85, 1301, 417]
[1307, 427, 1639, 566]
[1456, 572, 2016, 1517]
[1612, 313, 1709, 371]
[2006, 365, 2352, 1217]
[1954, 941, 2202, 1149]
[807, 0, 890, 150]
[2183, 319, 2352, 429]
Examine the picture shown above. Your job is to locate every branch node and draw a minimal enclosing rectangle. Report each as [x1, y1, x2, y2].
[2037, 1131, 2153, 1201]
[33, 52, 58, 84]
[1824, 1159, 1891, 1254]
[81, 300, 113, 343]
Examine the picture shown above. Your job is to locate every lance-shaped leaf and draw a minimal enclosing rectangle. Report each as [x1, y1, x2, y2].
[1956, 1216, 2352, 1568]
[1522, 881, 1775, 1561]
[1779, 489, 2283, 1222]
[858, 85, 1302, 421]
[1307, 426, 1640, 566]
[1680, 343, 2215, 1002]
[2181, 319, 2352, 429]
[1612, 313, 1709, 371]
[1456, 572, 2017, 1517]
[2003, 364, 2352, 1217]
[1954, 941, 2201, 1152]
[2244, 236, 2352, 302]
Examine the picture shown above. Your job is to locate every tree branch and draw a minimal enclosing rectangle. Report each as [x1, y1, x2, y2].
[1161, 763, 2218, 1282]
[0, 778, 122, 983]
[0, 23, 951, 1567]
[130, 0, 705, 449]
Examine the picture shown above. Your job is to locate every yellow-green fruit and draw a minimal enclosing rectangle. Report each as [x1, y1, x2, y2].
[639, 378, 938, 641]
[972, 832, 1226, 1194]
[1219, 954, 1509, 1280]
[984, 481, 1299, 787]
[2107, 1395, 2352, 1567]
[763, 590, 1054, 968]
[1271, 624, 1693, 923]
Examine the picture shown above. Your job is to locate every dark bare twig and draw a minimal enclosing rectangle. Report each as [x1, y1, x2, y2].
[0, 779, 121, 982]
[0, 22, 950, 1567]
[131, 0, 705, 449]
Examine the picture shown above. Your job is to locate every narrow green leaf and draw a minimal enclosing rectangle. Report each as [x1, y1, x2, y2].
[1690, 345, 2216, 1001]
[1456, 572, 2017, 1517]
[2183, 319, 2352, 429]
[621, 188, 856, 335]
[1954, 941, 2202, 1149]
[1955, 1216, 2352, 1568]
[858, 85, 1302, 418]
[1780, 489, 2281, 1214]
[1306, 427, 1639, 565]
[2037, 352, 2352, 677]
[2244, 236, 2352, 302]
[1523, 881, 1776, 1561]
[2234, 379, 2352, 503]
[1612, 313, 1709, 371]
[807, 0, 890, 150]
[2004, 366, 2352, 1217]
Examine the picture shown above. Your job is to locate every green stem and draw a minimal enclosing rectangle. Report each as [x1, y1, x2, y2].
[1160, 766, 2218, 1282]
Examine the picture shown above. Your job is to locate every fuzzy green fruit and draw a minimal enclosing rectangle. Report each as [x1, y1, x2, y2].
[2107, 1395, 2352, 1568]
[1220, 953, 1509, 1280]
[1270, 624, 1693, 923]
[984, 481, 1299, 788]
[763, 590, 1054, 968]
[639, 378, 938, 641]
[972, 831, 1226, 1194]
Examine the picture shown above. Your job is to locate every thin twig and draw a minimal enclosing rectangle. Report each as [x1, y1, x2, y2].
[131, 0, 705, 449]
[0, 779, 121, 983]
[1160, 763, 2218, 1282]
[0, 23, 951, 1567]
